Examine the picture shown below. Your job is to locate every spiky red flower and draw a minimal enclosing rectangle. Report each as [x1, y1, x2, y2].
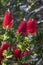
[0, 59, 1, 65]
[0, 42, 11, 64]
[0, 49, 3, 65]
[27, 18, 37, 36]
[2, 10, 13, 29]
[22, 22, 27, 36]
[16, 19, 27, 36]
[23, 51, 29, 57]
[14, 48, 22, 60]
[1, 42, 11, 52]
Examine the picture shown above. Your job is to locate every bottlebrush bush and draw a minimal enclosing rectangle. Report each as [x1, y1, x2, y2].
[0, 8, 43, 65]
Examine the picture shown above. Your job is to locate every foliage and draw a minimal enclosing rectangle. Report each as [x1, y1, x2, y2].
[0, 0, 43, 65]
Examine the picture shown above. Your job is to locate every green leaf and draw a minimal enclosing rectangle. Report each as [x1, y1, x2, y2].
[6, 55, 13, 59]
[3, 50, 8, 57]
[1, 0, 8, 6]
[17, 43, 23, 50]
[2, 62, 6, 65]
[0, 35, 4, 40]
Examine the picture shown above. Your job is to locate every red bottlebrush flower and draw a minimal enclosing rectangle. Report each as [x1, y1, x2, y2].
[14, 48, 22, 60]
[27, 18, 37, 36]
[16, 19, 27, 36]
[0, 59, 1, 65]
[23, 51, 29, 57]
[0, 49, 3, 65]
[22, 22, 27, 36]
[1, 42, 11, 52]
[2, 10, 13, 29]
[0, 48, 3, 59]
[0, 42, 11, 64]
